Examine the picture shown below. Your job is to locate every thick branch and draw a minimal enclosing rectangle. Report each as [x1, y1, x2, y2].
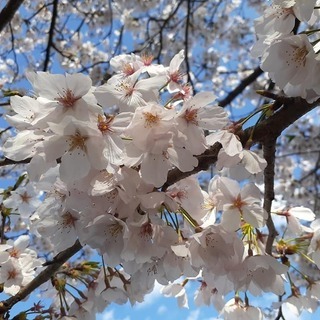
[165, 96, 319, 188]
[163, 142, 222, 190]
[242, 97, 319, 144]
[0, 0, 24, 33]
[0, 240, 82, 315]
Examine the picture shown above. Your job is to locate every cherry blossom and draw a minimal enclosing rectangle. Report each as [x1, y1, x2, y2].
[261, 34, 318, 99]
[1, 1, 320, 318]
[215, 177, 268, 231]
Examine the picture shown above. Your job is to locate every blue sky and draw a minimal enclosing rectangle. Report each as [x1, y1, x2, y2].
[96, 281, 220, 320]
[95, 281, 319, 320]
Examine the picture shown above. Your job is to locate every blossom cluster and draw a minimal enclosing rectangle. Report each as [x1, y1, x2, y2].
[1, 12, 320, 317]
[0, 235, 43, 295]
[252, 0, 320, 102]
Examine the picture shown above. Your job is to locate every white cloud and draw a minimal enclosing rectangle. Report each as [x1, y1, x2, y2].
[157, 305, 168, 315]
[135, 281, 164, 309]
[186, 309, 201, 320]
[102, 309, 130, 320]
[102, 310, 114, 320]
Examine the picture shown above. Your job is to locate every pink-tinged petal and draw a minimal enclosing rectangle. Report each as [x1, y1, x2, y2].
[13, 235, 30, 251]
[221, 208, 241, 231]
[27, 154, 56, 182]
[206, 131, 242, 156]
[218, 177, 241, 200]
[242, 205, 267, 228]
[183, 92, 216, 110]
[60, 150, 91, 183]
[168, 147, 198, 172]
[139, 192, 166, 209]
[169, 50, 185, 72]
[241, 183, 262, 202]
[140, 154, 170, 187]
[65, 73, 92, 97]
[241, 150, 267, 174]
[43, 136, 69, 161]
[3, 130, 45, 161]
[198, 106, 228, 130]
[288, 207, 315, 221]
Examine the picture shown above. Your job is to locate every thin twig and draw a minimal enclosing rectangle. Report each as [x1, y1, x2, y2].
[43, 0, 59, 71]
[218, 67, 264, 108]
[0, 158, 31, 167]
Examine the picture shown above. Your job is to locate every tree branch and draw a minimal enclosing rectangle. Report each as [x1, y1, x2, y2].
[165, 96, 320, 189]
[0, 0, 24, 33]
[43, 0, 59, 71]
[0, 158, 31, 167]
[242, 96, 320, 144]
[162, 142, 222, 191]
[0, 240, 82, 316]
[263, 138, 277, 255]
[218, 67, 264, 108]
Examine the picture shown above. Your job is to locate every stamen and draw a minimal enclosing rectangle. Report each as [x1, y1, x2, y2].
[68, 130, 88, 152]
[143, 111, 160, 127]
[56, 89, 80, 108]
[184, 108, 198, 125]
[97, 114, 114, 134]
